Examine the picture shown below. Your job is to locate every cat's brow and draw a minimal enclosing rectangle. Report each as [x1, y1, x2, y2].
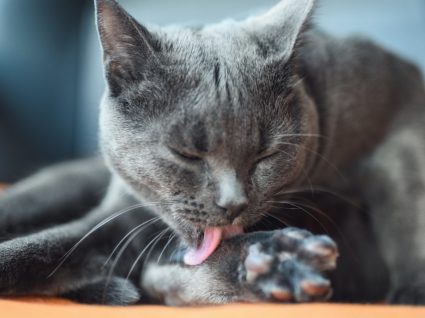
[190, 121, 209, 152]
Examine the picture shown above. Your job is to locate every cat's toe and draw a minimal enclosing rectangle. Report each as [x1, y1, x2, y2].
[297, 234, 338, 271]
[270, 228, 338, 271]
[241, 228, 337, 303]
[297, 275, 332, 302]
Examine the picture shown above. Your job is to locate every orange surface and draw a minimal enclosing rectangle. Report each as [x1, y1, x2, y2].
[1, 186, 425, 316]
[1, 299, 425, 318]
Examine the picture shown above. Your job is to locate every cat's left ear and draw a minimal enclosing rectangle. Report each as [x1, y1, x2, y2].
[243, 0, 315, 59]
[95, 0, 160, 96]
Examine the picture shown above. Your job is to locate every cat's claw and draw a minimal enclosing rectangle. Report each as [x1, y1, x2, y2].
[240, 228, 338, 303]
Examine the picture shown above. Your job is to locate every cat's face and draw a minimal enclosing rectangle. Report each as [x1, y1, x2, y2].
[96, 0, 318, 245]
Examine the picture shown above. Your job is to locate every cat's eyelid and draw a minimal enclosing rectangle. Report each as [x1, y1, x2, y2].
[167, 145, 202, 161]
[256, 148, 279, 161]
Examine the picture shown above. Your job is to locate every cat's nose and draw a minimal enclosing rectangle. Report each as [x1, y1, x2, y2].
[214, 169, 248, 221]
[217, 200, 248, 221]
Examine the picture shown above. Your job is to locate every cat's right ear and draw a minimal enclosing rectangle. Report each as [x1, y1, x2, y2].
[243, 0, 315, 60]
[95, 0, 160, 96]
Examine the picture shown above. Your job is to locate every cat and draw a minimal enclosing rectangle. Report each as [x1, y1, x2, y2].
[0, 0, 424, 306]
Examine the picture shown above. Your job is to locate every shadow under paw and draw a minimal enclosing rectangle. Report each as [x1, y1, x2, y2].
[389, 283, 425, 305]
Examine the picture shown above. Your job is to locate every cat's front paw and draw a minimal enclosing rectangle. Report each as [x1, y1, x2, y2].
[240, 228, 338, 303]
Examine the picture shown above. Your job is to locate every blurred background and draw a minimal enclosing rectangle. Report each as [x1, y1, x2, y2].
[0, 0, 424, 182]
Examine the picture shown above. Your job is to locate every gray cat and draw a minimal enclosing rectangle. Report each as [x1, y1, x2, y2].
[0, 0, 424, 306]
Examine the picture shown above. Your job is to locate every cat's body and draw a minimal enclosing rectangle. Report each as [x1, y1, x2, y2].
[0, 0, 425, 305]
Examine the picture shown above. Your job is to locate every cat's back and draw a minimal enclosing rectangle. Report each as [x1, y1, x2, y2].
[298, 29, 425, 173]
[303, 28, 425, 123]
[300, 28, 424, 97]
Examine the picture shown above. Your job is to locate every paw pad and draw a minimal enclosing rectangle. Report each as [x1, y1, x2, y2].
[270, 287, 292, 301]
[300, 278, 331, 297]
[242, 228, 338, 303]
[245, 243, 273, 283]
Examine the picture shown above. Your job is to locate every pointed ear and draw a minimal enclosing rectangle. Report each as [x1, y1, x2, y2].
[244, 0, 315, 59]
[95, 0, 159, 96]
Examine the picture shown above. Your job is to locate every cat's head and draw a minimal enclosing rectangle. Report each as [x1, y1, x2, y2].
[95, 0, 319, 250]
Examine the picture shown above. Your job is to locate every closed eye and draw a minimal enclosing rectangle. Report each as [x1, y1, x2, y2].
[168, 146, 202, 162]
[255, 149, 279, 163]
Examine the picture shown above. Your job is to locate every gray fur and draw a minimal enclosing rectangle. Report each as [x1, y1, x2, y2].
[0, 0, 424, 305]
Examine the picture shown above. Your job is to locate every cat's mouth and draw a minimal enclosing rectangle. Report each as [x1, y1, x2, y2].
[183, 225, 244, 266]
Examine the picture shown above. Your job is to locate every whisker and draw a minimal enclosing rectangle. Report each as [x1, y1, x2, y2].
[268, 200, 330, 234]
[288, 198, 359, 262]
[102, 220, 163, 300]
[144, 228, 170, 265]
[272, 133, 326, 140]
[48, 201, 174, 278]
[104, 218, 162, 282]
[103, 216, 161, 267]
[274, 147, 314, 196]
[276, 187, 361, 209]
[261, 211, 291, 228]
[126, 229, 169, 280]
[167, 241, 181, 263]
[259, 212, 279, 229]
[272, 198, 360, 263]
[275, 141, 347, 183]
[156, 232, 176, 265]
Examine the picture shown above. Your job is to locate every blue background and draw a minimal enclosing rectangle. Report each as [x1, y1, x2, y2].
[0, 0, 424, 181]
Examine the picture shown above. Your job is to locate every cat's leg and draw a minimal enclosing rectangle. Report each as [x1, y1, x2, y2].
[0, 182, 144, 304]
[0, 206, 111, 296]
[0, 157, 110, 236]
[142, 228, 338, 305]
[362, 123, 425, 304]
[61, 277, 141, 305]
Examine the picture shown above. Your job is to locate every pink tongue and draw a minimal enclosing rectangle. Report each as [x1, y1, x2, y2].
[184, 226, 243, 266]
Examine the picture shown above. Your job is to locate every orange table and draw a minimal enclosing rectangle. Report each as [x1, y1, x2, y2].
[1, 299, 425, 318]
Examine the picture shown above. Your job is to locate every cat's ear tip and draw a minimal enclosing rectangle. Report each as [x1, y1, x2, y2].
[276, 0, 316, 10]
[95, 0, 126, 24]
[94, 0, 120, 11]
[95, 0, 118, 5]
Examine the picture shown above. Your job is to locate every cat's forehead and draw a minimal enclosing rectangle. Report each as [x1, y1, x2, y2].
[160, 25, 260, 71]
[115, 25, 296, 147]
[163, 102, 261, 154]
[156, 26, 295, 108]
